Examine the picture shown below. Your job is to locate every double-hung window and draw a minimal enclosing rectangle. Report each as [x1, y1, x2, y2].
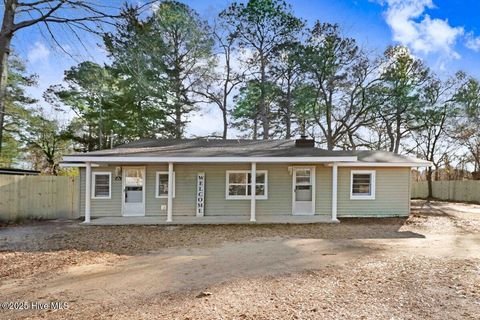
[350, 170, 376, 200]
[226, 170, 268, 200]
[92, 172, 112, 199]
[155, 171, 175, 198]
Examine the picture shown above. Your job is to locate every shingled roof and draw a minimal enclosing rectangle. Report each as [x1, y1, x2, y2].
[62, 138, 431, 166]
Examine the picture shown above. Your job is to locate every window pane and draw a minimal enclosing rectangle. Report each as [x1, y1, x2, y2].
[94, 174, 110, 197]
[229, 185, 246, 196]
[246, 184, 266, 196]
[95, 174, 109, 185]
[353, 184, 371, 194]
[247, 172, 265, 184]
[230, 173, 246, 184]
[296, 169, 310, 177]
[254, 173, 265, 184]
[125, 169, 143, 186]
[352, 173, 371, 195]
[158, 174, 169, 196]
[296, 176, 310, 184]
[255, 184, 265, 196]
[353, 174, 371, 182]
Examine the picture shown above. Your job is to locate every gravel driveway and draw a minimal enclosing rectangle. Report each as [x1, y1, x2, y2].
[0, 200, 479, 319]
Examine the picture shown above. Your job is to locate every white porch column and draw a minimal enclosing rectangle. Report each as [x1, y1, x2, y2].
[331, 162, 338, 222]
[250, 162, 256, 222]
[85, 162, 91, 223]
[167, 162, 174, 222]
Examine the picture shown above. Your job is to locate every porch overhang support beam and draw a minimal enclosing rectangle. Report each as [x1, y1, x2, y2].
[85, 161, 91, 223]
[250, 162, 256, 222]
[332, 162, 338, 222]
[167, 162, 174, 222]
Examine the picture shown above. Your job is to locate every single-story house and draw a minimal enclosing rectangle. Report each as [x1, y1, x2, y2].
[61, 138, 431, 224]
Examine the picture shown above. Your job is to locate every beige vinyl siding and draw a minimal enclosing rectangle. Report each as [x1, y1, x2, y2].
[315, 166, 333, 215]
[255, 164, 292, 215]
[147, 164, 260, 216]
[337, 167, 410, 217]
[79, 164, 410, 218]
[202, 164, 250, 216]
[145, 164, 168, 216]
[80, 167, 122, 217]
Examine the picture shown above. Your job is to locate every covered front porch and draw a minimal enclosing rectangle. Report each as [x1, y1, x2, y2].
[77, 160, 344, 224]
[84, 214, 337, 225]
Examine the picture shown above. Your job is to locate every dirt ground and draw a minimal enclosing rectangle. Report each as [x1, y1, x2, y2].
[0, 200, 479, 319]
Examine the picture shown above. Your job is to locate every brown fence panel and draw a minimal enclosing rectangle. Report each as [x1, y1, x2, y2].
[411, 180, 480, 203]
[0, 175, 80, 221]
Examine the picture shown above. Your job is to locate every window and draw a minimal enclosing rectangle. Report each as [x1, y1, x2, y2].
[350, 170, 376, 200]
[156, 171, 175, 198]
[226, 170, 268, 200]
[92, 172, 111, 199]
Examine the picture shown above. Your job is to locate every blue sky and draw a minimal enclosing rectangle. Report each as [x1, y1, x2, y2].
[10, 0, 480, 135]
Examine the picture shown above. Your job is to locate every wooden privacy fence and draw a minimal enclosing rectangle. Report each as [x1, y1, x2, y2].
[411, 180, 480, 203]
[0, 175, 80, 221]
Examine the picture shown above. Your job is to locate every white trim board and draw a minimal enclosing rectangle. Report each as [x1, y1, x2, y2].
[330, 162, 432, 167]
[91, 172, 112, 199]
[350, 170, 376, 200]
[62, 156, 358, 163]
[60, 163, 100, 168]
[155, 171, 176, 199]
[225, 170, 268, 200]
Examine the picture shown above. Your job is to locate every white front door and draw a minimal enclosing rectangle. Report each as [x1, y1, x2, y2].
[122, 167, 145, 216]
[292, 167, 315, 215]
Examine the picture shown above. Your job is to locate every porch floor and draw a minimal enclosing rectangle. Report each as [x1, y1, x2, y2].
[85, 215, 337, 225]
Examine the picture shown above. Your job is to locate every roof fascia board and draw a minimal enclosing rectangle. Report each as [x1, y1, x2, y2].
[329, 162, 432, 167]
[62, 156, 358, 163]
[59, 163, 101, 168]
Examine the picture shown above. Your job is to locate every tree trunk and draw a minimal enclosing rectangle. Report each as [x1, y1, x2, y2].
[0, 0, 16, 154]
[99, 99, 104, 148]
[385, 122, 395, 152]
[173, 74, 183, 139]
[393, 109, 402, 154]
[175, 102, 182, 139]
[326, 136, 334, 151]
[222, 108, 228, 140]
[285, 77, 292, 139]
[325, 97, 333, 150]
[348, 131, 356, 150]
[260, 54, 268, 140]
[426, 166, 433, 199]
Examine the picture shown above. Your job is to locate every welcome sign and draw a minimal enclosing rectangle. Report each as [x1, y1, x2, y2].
[196, 172, 205, 217]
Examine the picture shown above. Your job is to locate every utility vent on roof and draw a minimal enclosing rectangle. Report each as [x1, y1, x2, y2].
[295, 135, 315, 148]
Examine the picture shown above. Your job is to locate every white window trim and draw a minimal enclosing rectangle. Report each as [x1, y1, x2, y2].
[92, 172, 112, 199]
[155, 171, 175, 199]
[350, 170, 376, 200]
[225, 170, 268, 200]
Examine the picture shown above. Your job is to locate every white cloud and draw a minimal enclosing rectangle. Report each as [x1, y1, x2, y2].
[27, 41, 50, 63]
[149, 1, 160, 14]
[382, 0, 463, 59]
[465, 32, 480, 52]
[186, 106, 225, 137]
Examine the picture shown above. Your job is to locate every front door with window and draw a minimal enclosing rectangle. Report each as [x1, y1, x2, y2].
[122, 167, 145, 216]
[292, 167, 315, 215]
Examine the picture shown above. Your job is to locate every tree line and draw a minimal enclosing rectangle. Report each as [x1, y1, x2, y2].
[1, 0, 480, 195]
